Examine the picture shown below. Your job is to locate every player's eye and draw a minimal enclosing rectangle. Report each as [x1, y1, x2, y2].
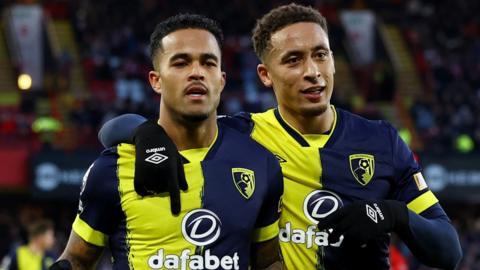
[315, 51, 329, 60]
[285, 56, 300, 65]
[205, 60, 217, 67]
[172, 61, 188, 67]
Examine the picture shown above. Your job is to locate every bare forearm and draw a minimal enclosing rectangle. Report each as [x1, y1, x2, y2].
[262, 261, 284, 270]
[251, 237, 283, 270]
[57, 231, 103, 270]
[57, 254, 94, 270]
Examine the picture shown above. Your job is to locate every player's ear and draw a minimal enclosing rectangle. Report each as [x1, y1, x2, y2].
[257, 64, 272, 88]
[149, 70, 162, 94]
[220, 71, 226, 93]
[331, 50, 335, 75]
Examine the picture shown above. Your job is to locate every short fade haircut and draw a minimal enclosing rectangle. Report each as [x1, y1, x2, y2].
[252, 3, 328, 61]
[149, 14, 224, 68]
[27, 219, 53, 240]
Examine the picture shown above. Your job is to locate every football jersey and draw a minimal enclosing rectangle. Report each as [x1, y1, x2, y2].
[221, 106, 439, 269]
[72, 122, 283, 270]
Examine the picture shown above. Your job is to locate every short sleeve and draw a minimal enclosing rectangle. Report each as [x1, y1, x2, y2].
[386, 122, 439, 214]
[72, 149, 122, 246]
[252, 154, 284, 242]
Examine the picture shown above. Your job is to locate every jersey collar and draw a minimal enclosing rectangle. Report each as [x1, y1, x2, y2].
[273, 105, 338, 148]
[180, 126, 220, 163]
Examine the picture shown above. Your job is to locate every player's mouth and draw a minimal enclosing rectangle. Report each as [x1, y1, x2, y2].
[185, 83, 208, 100]
[300, 86, 326, 102]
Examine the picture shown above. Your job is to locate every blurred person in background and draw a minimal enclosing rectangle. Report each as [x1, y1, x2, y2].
[1, 219, 56, 270]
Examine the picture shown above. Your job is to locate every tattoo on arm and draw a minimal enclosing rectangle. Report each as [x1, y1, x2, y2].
[57, 231, 104, 270]
[250, 237, 283, 270]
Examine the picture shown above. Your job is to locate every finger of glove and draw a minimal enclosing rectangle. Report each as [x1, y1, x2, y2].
[317, 208, 347, 230]
[168, 166, 182, 215]
[338, 227, 370, 245]
[133, 120, 164, 144]
[327, 218, 353, 243]
[177, 154, 188, 191]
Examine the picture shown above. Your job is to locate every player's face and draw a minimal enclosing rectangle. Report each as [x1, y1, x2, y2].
[40, 229, 55, 250]
[149, 29, 226, 122]
[258, 22, 335, 117]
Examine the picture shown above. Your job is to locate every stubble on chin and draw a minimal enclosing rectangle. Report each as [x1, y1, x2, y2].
[303, 104, 329, 117]
[180, 112, 210, 123]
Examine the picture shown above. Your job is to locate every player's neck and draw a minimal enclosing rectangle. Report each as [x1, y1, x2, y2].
[279, 105, 334, 134]
[159, 114, 217, 151]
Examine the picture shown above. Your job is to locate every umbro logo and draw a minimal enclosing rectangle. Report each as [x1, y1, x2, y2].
[145, 153, 168, 164]
[365, 205, 378, 223]
[365, 203, 384, 224]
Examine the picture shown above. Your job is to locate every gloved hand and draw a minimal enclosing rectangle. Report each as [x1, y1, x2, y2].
[49, 260, 72, 270]
[133, 120, 188, 215]
[318, 200, 409, 245]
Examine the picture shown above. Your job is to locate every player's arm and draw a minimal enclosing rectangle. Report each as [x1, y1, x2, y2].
[388, 124, 461, 269]
[318, 123, 461, 269]
[399, 204, 461, 269]
[52, 153, 121, 270]
[98, 113, 145, 147]
[251, 153, 284, 269]
[250, 237, 283, 270]
[55, 231, 103, 270]
[98, 112, 255, 148]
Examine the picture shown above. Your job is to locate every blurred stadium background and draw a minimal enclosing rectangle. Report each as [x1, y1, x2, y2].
[0, 0, 479, 269]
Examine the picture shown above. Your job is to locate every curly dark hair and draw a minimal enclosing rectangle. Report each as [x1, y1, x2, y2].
[150, 14, 223, 67]
[252, 3, 328, 61]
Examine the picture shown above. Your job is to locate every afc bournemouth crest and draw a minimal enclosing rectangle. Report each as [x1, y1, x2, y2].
[232, 168, 255, 199]
[349, 154, 375, 186]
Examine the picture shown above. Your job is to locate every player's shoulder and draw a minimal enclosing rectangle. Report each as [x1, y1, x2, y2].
[84, 146, 123, 184]
[218, 120, 277, 161]
[218, 112, 254, 134]
[217, 109, 278, 134]
[95, 146, 122, 168]
[337, 107, 396, 137]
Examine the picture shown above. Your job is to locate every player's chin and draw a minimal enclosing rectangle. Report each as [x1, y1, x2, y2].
[300, 103, 329, 117]
[180, 109, 213, 123]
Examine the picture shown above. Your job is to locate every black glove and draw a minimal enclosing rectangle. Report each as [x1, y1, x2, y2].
[318, 200, 409, 245]
[49, 260, 72, 270]
[133, 120, 188, 215]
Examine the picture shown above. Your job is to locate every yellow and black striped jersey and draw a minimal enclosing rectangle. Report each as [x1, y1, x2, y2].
[221, 106, 440, 269]
[73, 122, 283, 270]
